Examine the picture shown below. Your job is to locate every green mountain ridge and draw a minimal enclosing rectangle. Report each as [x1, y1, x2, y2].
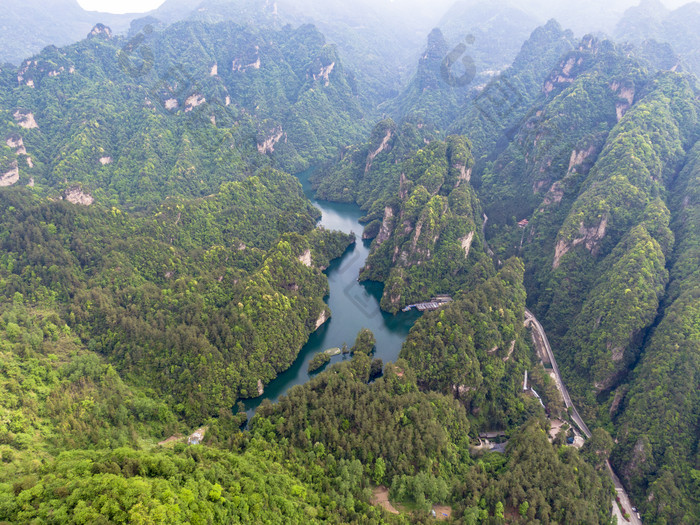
[2, 7, 700, 524]
[0, 19, 367, 208]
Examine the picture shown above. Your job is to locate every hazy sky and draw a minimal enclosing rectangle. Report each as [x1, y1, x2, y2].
[77, 0, 695, 15]
[78, 0, 166, 13]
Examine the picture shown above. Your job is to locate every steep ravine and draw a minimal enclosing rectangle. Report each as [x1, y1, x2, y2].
[242, 168, 421, 419]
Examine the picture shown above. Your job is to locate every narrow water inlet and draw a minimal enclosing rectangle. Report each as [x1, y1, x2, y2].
[240, 168, 421, 420]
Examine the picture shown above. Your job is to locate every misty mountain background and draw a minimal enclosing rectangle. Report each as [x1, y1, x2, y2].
[2, 0, 698, 105]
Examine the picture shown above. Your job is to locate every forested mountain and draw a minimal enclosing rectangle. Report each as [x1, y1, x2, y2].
[252, 354, 612, 523]
[310, 14, 700, 521]
[400, 259, 558, 429]
[382, 28, 464, 128]
[315, 128, 491, 312]
[2, 3, 700, 524]
[616, 0, 700, 76]
[0, 19, 366, 207]
[180, 0, 450, 105]
[610, 140, 700, 524]
[0, 173, 353, 419]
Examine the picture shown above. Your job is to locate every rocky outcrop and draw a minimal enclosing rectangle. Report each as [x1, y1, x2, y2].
[88, 24, 112, 39]
[610, 81, 635, 121]
[164, 98, 178, 110]
[0, 161, 19, 187]
[13, 110, 38, 129]
[365, 130, 392, 174]
[257, 126, 285, 154]
[312, 62, 335, 86]
[409, 221, 424, 254]
[553, 215, 608, 268]
[568, 145, 596, 172]
[541, 181, 565, 207]
[460, 231, 475, 258]
[610, 342, 625, 362]
[187, 427, 206, 445]
[399, 173, 410, 199]
[375, 206, 394, 245]
[544, 55, 582, 94]
[298, 249, 312, 267]
[185, 94, 206, 112]
[453, 384, 476, 397]
[233, 48, 261, 72]
[257, 379, 264, 396]
[16, 60, 34, 87]
[64, 186, 94, 206]
[620, 436, 654, 485]
[210, 63, 218, 76]
[455, 165, 472, 187]
[315, 309, 329, 330]
[6, 135, 26, 155]
[99, 156, 112, 165]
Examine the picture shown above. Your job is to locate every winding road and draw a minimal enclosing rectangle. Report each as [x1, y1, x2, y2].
[524, 309, 642, 525]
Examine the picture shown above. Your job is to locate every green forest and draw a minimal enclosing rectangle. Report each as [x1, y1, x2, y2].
[1, 6, 699, 524]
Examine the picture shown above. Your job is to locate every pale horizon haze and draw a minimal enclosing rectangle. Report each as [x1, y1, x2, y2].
[74, 0, 700, 15]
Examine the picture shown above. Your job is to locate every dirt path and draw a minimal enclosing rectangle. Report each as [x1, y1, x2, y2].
[548, 419, 566, 442]
[371, 486, 399, 515]
[433, 505, 452, 520]
[157, 434, 184, 446]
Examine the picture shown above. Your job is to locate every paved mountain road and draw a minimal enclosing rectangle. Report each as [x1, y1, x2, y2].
[524, 309, 642, 525]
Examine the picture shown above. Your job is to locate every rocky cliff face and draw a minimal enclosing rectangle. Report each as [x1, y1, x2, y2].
[357, 137, 489, 312]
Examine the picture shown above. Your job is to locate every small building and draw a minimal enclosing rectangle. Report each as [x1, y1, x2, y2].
[518, 219, 529, 228]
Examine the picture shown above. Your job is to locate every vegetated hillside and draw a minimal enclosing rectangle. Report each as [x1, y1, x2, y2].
[0, 172, 353, 420]
[2, 6, 700, 524]
[311, 118, 441, 213]
[183, 0, 444, 106]
[384, 20, 576, 132]
[475, 34, 647, 228]
[0, 20, 366, 207]
[354, 136, 492, 313]
[454, 30, 696, 409]
[525, 70, 696, 399]
[610, 142, 700, 524]
[400, 258, 561, 430]
[615, 0, 700, 76]
[0, 287, 345, 523]
[449, 19, 575, 157]
[454, 32, 700, 522]
[252, 352, 613, 523]
[382, 28, 465, 128]
[310, 17, 700, 521]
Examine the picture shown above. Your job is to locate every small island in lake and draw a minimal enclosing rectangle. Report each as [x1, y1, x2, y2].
[308, 352, 331, 372]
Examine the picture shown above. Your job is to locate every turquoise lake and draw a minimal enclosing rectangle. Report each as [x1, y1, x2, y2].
[242, 169, 421, 419]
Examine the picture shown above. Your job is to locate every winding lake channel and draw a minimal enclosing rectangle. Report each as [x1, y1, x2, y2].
[242, 169, 421, 419]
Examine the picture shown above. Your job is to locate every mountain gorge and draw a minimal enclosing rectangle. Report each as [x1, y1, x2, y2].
[0, 1, 699, 524]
